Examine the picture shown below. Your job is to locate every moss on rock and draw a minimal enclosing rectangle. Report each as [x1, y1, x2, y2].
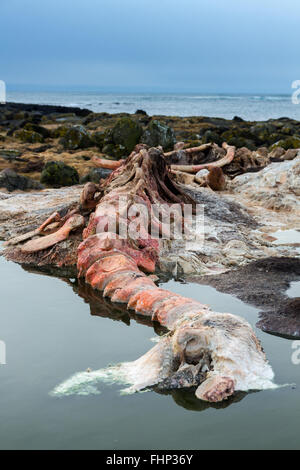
[23, 122, 50, 138]
[59, 125, 93, 150]
[141, 119, 176, 151]
[111, 117, 143, 154]
[91, 131, 106, 149]
[14, 129, 44, 143]
[40, 161, 79, 187]
[201, 130, 222, 145]
[270, 136, 300, 150]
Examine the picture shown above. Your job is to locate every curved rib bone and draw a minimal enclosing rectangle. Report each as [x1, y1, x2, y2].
[164, 142, 212, 158]
[171, 143, 235, 173]
[21, 214, 85, 253]
[4, 211, 61, 247]
[92, 156, 125, 170]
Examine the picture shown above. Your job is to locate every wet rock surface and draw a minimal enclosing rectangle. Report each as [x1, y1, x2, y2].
[182, 185, 257, 226]
[188, 257, 300, 338]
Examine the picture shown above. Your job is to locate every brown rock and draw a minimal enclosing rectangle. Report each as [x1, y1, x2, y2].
[282, 149, 298, 161]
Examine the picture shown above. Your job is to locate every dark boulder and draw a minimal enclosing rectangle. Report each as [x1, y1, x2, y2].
[111, 117, 143, 154]
[135, 109, 148, 116]
[14, 128, 44, 143]
[23, 122, 51, 138]
[201, 130, 222, 145]
[40, 161, 79, 187]
[0, 148, 23, 161]
[0, 168, 44, 192]
[100, 117, 143, 159]
[2, 102, 91, 117]
[59, 125, 93, 150]
[233, 116, 244, 122]
[91, 131, 105, 149]
[141, 120, 176, 151]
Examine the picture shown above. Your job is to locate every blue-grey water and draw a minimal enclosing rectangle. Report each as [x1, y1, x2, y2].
[0, 249, 299, 450]
[6, 91, 300, 121]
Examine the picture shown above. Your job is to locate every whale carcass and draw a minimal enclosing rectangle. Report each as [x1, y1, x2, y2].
[6, 144, 275, 402]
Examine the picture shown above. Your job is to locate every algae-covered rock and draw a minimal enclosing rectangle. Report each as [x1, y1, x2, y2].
[270, 136, 300, 150]
[0, 149, 22, 161]
[111, 117, 143, 154]
[220, 129, 256, 150]
[91, 131, 106, 149]
[51, 125, 70, 139]
[202, 130, 222, 145]
[40, 161, 79, 187]
[104, 143, 127, 159]
[250, 123, 277, 144]
[59, 125, 93, 150]
[141, 120, 176, 151]
[99, 117, 143, 159]
[0, 168, 44, 192]
[23, 122, 50, 138]
[14, 128, 44, 143]
[185, 140, 202, 149]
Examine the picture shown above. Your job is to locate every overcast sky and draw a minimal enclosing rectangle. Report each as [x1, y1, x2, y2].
[1, 0, 299, 93]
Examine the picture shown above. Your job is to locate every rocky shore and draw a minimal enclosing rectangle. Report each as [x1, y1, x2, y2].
[0, 102, 299, 338]
[1, 102, 300, 190]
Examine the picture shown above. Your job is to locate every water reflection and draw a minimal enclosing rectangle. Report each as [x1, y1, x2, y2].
[21, 265, 248, 412]
[157, 388, 249, 411]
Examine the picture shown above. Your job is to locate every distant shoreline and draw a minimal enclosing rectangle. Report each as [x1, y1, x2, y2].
[3, 91, 300, 121]
[0, 101, 297, 123]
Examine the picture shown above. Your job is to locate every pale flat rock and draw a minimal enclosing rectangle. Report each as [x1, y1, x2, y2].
[231, 156, 300, 212]
[0, 185, 82, 239]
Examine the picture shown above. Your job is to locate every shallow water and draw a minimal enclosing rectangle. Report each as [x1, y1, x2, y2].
[272, 229, 300, 255]
[0, 253, 299, 450]
[273, 229, 300, 245]
[287, 281, 300, 298]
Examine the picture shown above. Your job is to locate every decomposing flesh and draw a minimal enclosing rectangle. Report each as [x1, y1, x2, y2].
[5, 145, 275, 402]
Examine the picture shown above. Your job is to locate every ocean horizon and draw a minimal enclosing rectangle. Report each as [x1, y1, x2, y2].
[6, 90, 300, 121]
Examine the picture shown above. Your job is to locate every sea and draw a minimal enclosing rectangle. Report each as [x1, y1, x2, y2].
[6, 91, 300, 121]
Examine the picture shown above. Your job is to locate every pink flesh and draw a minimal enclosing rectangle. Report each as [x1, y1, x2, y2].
[110, 277, 156, 304]
[103, 271, 145, 297]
